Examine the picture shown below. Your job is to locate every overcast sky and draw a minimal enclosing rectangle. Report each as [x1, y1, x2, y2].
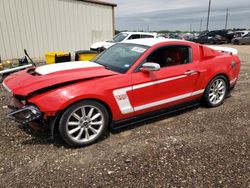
[107, 0, 250, 31]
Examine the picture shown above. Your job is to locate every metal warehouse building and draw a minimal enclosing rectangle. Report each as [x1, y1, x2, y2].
[0, 0, 116, 60]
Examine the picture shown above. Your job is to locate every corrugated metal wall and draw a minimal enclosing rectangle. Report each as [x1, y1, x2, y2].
[0, 0, 113, 60]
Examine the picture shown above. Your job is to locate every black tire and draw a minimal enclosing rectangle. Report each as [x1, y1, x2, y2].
[233, 40, 240, 45]
[59, 100, 109, 147]
[203, 76, 228, 107]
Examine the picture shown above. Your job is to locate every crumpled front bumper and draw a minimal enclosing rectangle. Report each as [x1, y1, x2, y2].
[7, 105, 42, 124]
[2, 82, 55, 138]
[7, 105, 57, 139]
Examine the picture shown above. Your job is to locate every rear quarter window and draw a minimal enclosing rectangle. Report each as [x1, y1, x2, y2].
[140, 35, 154, 38]
[128, 34, 140, 40]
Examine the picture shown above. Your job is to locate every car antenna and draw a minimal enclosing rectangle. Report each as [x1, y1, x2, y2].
[24, 49, 36, 67]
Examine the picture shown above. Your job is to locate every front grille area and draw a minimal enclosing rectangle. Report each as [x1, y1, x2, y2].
[14, 95, 26, 107]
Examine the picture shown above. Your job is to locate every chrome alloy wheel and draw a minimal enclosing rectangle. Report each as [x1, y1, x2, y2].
[66, 105, 104, 143]
[208, 78, 227, 105]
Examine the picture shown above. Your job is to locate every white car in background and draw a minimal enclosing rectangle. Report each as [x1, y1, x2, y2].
[233, 30, 250, 38]
[90, 32, 157, 52]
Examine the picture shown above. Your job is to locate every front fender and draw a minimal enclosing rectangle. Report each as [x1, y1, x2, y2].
[28, 84, 116, 118]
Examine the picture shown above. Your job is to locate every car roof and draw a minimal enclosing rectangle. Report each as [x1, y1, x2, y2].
[235, 30, 249, 34]
[235, 30, 249, 32]
[121, 32, 157, 36]
[121, 38, 187, 47]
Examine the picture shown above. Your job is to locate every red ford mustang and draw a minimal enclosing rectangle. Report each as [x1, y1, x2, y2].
[3, 39, 241, 147]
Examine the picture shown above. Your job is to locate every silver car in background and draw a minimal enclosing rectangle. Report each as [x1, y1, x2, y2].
[232, 32, 250, 45]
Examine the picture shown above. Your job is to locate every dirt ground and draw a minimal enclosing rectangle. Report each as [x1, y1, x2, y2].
[0, 45, 249, 187]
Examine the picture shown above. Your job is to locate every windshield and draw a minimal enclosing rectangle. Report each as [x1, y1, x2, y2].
[112, 33, 128, 42]
[92, 43, 149, 73]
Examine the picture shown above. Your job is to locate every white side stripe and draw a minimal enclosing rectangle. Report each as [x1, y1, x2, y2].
[113, 88, 205, 114]
[113, 87, 133, 114]
[155, 75, 187, 85]
[113, 75, 204, 114]
[132, 75, 187, 90]
[191, 90, 205, 96]
[134, 89, 204, 112]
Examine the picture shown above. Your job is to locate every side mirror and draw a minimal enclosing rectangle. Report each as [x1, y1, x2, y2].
[140, 62, 160, 72]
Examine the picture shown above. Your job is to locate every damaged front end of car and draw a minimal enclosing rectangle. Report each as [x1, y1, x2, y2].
[7, 105, 42, 124]
[8, 104, 54, 137]
[3, 81, 41, 123]
[2, 81, 52, 137]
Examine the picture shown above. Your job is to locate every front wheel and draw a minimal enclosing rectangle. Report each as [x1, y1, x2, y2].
[203, 76, 228, 107]
[59, 100, 109, 147]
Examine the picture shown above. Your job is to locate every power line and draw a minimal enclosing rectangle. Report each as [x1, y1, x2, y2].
[206, 0, 212, 31]
[200, 18, 203, 32]
[225, 8, 229, 29]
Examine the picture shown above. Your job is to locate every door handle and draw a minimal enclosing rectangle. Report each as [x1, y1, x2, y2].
[184, 70, 198, 75]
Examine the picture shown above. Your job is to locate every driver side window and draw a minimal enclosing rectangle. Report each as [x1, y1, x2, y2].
[128, 34, 140, 40]
[145, 45, 192, 68]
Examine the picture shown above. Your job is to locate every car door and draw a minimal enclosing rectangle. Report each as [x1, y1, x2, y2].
[243, 34, 250, 44]
[130, 45, 201, 113]
[130, 67, 160, 110]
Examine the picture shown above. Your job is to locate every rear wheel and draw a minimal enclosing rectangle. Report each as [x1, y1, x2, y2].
[233, 40, 240, 45]
[204, 76, 228, 107]
[59, 100, 109, 147]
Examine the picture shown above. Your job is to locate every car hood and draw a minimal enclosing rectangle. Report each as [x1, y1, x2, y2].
[91, 41, 116, 49]
[3, 61, 118, 96]
[103, 42, 115, 49]
[90, 41, 108, 49]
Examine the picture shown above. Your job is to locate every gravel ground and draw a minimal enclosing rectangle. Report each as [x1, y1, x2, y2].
[0, 45, 249, 187]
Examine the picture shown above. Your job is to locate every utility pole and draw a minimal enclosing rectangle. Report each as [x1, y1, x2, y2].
[200, 18, 203, 32]
[190, 24, 192, 32]
[206, 0, 211, 31]
[225, 8, 229, 29]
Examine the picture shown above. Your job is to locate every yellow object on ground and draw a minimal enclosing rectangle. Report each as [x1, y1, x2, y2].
[75, 50, 97, 61]
[2, 61, 13, 69]
[45, 51, 71, 64]
[78, 53, 97, 61]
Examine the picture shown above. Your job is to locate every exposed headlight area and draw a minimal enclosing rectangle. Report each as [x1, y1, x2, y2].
[7, 105, 42, 124]
[14, 95, 27, 105]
